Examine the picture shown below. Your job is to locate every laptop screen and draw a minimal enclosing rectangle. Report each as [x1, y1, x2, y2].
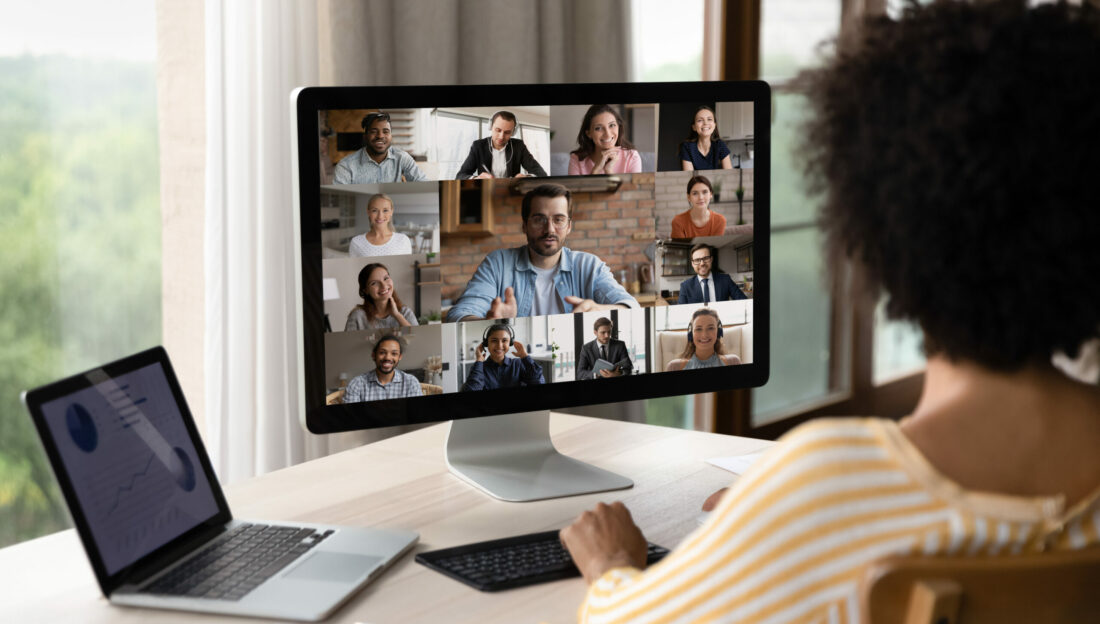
[38, 361, 221, 576]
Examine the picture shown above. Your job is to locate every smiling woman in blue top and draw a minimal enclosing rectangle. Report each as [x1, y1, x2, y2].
[446, 184, 639, 322]
[679, 105, 733, 171]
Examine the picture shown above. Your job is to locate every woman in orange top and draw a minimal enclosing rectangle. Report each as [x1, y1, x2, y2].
[670, 175, 725, 239]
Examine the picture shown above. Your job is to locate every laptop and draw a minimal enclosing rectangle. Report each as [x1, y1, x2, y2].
[22, 346, 418, 621]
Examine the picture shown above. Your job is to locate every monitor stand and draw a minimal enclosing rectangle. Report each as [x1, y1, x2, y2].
[444, 410, 633, 502]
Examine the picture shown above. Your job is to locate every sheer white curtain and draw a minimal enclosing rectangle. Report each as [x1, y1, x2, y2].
[204, 0, 336, 484]
[204, 0, 635, 484]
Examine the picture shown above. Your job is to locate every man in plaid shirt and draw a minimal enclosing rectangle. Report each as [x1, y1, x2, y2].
[344, 334, 423, 402]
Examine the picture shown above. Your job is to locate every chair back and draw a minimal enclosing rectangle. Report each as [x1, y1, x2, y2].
[860, 548, 1100, 624]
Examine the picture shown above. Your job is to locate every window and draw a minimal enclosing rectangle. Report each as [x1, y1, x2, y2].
[433, 111, 481, 179]
[751, 0, 842, 426]
[630, 0, 705, 81]
[518, 125, 550, 175]
[741, 0, 925, 435]
[0, 1, 160, 548]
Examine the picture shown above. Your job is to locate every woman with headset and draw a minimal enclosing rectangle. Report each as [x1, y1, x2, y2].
[461, 323, 544, 391]
[665, 308, 740, 371]
[348, 193, 413, 257]
[344, 263, 418, 331]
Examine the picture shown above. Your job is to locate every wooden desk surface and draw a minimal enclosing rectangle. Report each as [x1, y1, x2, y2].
[0, 414, 772, 624]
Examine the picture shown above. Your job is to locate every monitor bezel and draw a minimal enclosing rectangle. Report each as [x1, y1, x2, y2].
[293, 81, 770, 434]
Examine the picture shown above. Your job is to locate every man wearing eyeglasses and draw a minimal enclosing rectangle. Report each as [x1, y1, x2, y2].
[446, 184, 639, 321]
[677, 243, 747, 304]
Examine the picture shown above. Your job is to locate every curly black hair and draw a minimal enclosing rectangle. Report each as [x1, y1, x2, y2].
[801, 0, 1100, 371]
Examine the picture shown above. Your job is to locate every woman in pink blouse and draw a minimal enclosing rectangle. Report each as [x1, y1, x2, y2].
[568, 104, 642, 175]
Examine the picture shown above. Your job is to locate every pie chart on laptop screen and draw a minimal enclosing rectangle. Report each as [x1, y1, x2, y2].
[66, 402, 98, 453]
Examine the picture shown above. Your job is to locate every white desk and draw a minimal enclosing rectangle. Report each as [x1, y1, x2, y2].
[0, 414, 772, 623]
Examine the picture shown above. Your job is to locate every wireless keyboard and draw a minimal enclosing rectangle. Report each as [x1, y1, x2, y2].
[416, 529, 669, 592]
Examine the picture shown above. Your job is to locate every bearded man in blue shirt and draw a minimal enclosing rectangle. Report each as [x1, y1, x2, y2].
[446, 184, 639, 322]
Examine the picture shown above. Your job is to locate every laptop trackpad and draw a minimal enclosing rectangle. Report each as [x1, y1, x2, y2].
[286, 552, 382, 583]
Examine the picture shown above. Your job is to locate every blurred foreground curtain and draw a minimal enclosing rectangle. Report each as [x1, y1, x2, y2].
[318, 0, 632, 85]
[204, 0, 633, 484]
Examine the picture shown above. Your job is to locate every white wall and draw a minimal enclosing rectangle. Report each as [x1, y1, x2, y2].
[654, 300, 751, 331]
[436, 106, 550, 128]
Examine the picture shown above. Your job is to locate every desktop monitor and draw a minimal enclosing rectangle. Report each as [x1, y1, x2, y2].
[292, 82, 769, 501]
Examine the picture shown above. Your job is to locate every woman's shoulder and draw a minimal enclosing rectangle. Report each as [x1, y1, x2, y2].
[567, 152, 585, 174]
[721, 353, 741, 366]
[711, 211, 728, 226]
[666, 358, 687, 372]
[777, 417, 890, 452]
[348, 234, 368, 255]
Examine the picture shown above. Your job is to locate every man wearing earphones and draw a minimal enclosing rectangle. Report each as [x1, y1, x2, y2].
[576, 317, 633, 380]
[676, 243, 747, 304]
[334, 111, 427, 184]
[446, 183, 640, 321]
[455, 111, 548, 180]
[344, 334, 424, 402]
[461, 323, 545, 391]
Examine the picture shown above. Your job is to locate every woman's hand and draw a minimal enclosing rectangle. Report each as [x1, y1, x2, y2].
[387, 296, 411, 326]
[594, 147, 621, 174]
[560, 501, 648, 584]
[511, 339, 528, 359]
[475, 343, 486, 362]
[702, 487, 728, 512]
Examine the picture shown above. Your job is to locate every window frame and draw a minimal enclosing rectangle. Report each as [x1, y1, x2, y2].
[710, 0, 923, 439]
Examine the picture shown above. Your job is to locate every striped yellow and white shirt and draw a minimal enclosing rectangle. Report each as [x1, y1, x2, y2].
[579, 418, 1100, 623]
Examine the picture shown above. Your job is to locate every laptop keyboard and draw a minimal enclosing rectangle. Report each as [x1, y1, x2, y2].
[416, 530, 669, 592]
[144, 523, 332, 601]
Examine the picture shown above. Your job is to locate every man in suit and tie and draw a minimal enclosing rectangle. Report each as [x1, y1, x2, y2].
[576, 317, 633, 380]
[677, 243, 747, 304]
[456, 110, 548, 179]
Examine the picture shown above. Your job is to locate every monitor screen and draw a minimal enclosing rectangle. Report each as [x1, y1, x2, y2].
[293, 82, 769, 435]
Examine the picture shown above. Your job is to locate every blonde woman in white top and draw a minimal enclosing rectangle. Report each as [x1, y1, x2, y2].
[349, 193, 413, 257]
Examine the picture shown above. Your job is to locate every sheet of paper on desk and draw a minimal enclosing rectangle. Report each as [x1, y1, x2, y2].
[706, 452, 763, 475]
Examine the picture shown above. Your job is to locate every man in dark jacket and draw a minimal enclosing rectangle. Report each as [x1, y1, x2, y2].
[576, 317, 633, 380]
[677, 243, 747, 304]
[455, 110, 548, 179]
